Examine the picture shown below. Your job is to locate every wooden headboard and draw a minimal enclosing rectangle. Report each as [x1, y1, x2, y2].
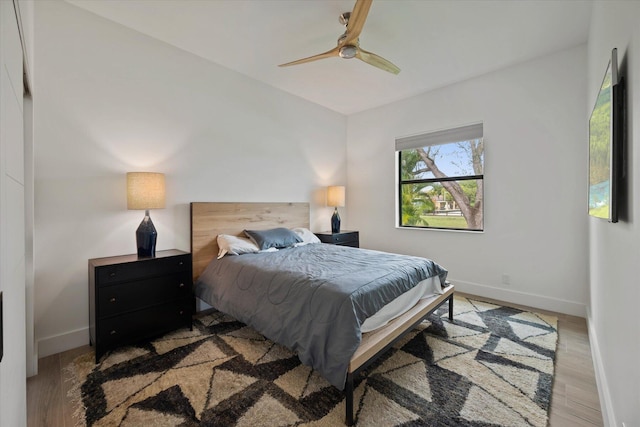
[190, 202, 310, 281]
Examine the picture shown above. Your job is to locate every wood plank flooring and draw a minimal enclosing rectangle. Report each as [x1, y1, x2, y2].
[27, 344, 90, 427]
[26, 295, 603, 426]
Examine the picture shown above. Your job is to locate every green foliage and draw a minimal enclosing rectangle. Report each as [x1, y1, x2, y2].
[589, 204, 610, 219]
[459, 180, 478, 205]
[400, 184, 431, 226]
[400, 150, 423, 180]
[589, 84, 611, 186]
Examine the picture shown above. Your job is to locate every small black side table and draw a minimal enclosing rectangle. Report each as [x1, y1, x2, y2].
[88, 249, 193, 362]
[314, 230, 359, 248]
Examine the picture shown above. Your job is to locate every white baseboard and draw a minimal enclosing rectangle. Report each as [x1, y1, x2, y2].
[586, 307, 615, 427]
[38, 298, 213, 359]
[37, 327, 89, 358]
[452, 279, 587, 317]
[36, 299, 215, 358]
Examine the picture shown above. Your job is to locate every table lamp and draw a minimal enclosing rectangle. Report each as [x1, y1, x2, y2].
[327, 185, 345, 233]
[127, 172, 165, 257]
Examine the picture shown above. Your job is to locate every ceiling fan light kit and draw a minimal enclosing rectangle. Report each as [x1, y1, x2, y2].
[278, 0, 400, 75]
[339, 45, 358, 59]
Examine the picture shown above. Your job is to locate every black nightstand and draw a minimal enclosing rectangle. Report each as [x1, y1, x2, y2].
[315, 230, 359, 248]
[88, 249, 193, 362]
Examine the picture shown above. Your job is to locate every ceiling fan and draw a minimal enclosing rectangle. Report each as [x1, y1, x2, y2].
[278, 0, 400, 75]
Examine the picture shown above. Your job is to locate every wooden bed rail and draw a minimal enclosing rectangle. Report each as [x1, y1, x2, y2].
[345, 284, 455, 425]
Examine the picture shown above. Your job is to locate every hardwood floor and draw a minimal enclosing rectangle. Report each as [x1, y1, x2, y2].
[547, 315, 604, 426]
[26, 295, 604, 426]
[27, 344, 91, 427]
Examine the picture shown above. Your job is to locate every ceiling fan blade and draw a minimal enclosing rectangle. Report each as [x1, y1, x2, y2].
[279, 47, 340, 67]
[342, 0, 372, 46]
[356, 48, 401, 74]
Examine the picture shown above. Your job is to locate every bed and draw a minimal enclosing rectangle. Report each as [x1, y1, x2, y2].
[190, 202, 454, 425]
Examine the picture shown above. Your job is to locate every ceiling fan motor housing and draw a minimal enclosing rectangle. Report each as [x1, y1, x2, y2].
[338, 11, 357, 58]
[339, 45, 358, 59]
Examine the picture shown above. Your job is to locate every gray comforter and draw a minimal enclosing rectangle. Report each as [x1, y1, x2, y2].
[194, 243, 448, 389]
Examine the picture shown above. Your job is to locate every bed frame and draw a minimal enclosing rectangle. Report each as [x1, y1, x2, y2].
[190, 202, 454, 425]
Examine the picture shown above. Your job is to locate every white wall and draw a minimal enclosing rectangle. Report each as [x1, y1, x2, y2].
[347, 46, 588, 316]
[33, 1, 347, 357]
[18, 0, 37, 380]
[587, 2, 640, 426]
[0, 0, 27, 424]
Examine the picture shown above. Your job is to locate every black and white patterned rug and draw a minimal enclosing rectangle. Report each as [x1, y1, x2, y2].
[67, 295, 558, 426]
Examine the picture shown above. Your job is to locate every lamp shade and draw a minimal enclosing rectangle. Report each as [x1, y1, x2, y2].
[127, 172, 166, 210]
[327, 186, 345, 207]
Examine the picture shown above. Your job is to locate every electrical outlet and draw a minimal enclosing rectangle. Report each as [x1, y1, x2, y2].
[501, 273, 510, 285]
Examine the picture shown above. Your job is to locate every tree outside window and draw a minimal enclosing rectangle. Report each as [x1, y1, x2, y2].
[397, 124, 484, 231]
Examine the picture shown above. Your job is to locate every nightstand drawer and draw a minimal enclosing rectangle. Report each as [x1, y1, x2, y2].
[315, 231, 359, 248]
[97, 254, 190, 284]
[97, 298, 192, 348]
[98, 272, 191, 318]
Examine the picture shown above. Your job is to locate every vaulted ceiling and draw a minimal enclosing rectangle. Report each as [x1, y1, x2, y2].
[67, 0, 593, 115]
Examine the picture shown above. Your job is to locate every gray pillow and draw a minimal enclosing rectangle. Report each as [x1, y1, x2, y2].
[244, 227, 303, 250]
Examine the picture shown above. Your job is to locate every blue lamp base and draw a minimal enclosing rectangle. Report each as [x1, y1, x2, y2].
[331, 208, 341, 234]
[136, 210, 157, 257]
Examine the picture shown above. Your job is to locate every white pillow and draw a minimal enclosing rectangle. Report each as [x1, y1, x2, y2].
[217, 234, 259, 259]
[292, 228, 321, 246]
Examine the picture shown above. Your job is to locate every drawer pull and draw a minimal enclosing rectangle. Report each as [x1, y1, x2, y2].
[178, 261, 184, 266]
[110, 330, 117, 335]
[110, 297, 117, 303]
[109, 272, 116, 277]
[179, 283, 185, 288]
[179, 310, 184, 315]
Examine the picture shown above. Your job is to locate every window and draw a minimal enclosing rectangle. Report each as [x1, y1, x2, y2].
[396, 123, 484, 231]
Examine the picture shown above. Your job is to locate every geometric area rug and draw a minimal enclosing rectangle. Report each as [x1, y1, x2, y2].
[66, 295, 558, 426]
